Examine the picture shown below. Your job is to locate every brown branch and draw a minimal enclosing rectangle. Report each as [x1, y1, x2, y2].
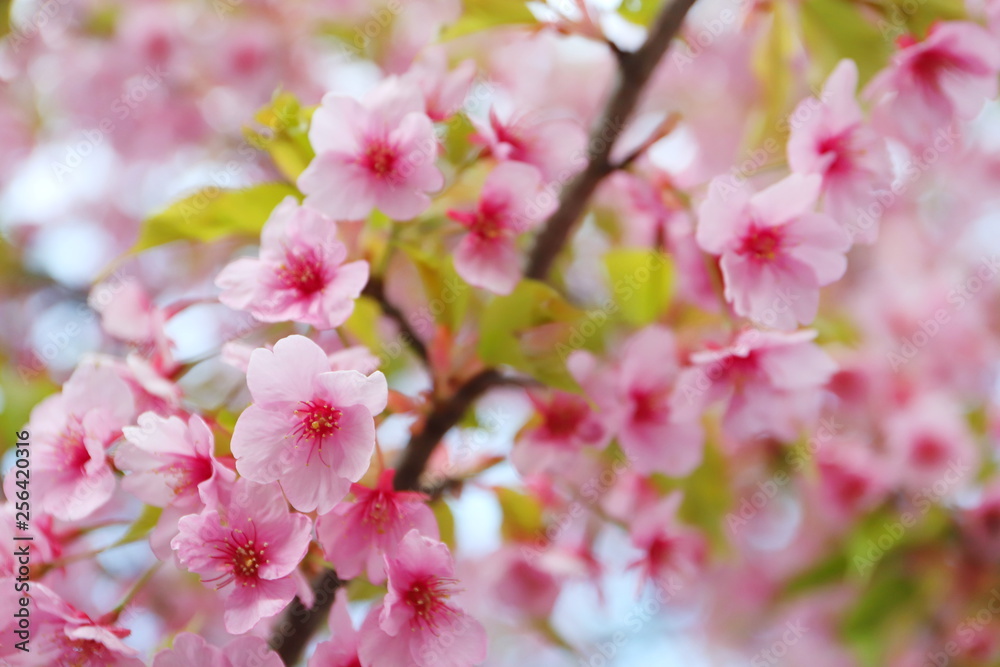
[525, 0, 698, 281]
[392, 368, 504, 492]
[271, 3, 696, 662]
[362, 276, 430, 363]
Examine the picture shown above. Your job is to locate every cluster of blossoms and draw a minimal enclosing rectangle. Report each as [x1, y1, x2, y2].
[4, 0, 1000, 665]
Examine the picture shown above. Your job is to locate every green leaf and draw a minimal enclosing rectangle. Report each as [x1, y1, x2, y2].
[750, 2, 798, 147]
[130, 183, 300, 254]
[440, 113, 479, 167]
[244, 92, 316, 182]
[617, 0, 665, 26]
[783, 551, 850, 597]
[651, 439, 731, 551]
[477, 280, 585, 391]
[877, 0, 966, 40]
[440, 0, 536, 40]
[111, 505, 163, 548]
[799, 0, 892, 87]
[398, 245, 470, 333]
[0, 1, 10, 39]
[841, 573, 919, 666]
[430, 499, 457, 549]
[495, 487, 545, 543]
[603, 249, 675, 326]
[0, 364, 58, 456]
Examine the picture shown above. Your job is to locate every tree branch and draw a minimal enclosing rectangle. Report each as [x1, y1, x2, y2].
[525, 0, 698, 281]
[271, 2, 696, 661]
[362, 276, 430, 364]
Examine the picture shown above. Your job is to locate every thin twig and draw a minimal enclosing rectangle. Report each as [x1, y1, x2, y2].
[362, 276, 429, 363]
[526, 0, 698, 281]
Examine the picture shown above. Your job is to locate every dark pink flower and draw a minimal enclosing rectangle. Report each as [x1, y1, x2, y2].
[171, 480, 312, 634]
[317, 468, 437, 584]
[358, 530, 487, 667]
[216, 197, 369, 329]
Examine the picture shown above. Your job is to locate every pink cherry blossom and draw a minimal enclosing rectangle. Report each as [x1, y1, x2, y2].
[866, 21, 1000, 147]
[216, 196, 369, 329]
[171, 479, 312, 634]
[676, 328, 837, 441]
[299, 82, 444, 220]
[29, 362, 134, 521]
[814, 439, 890, 520]
[308, 589, 361, 667]
[572, 326, 704, 476]
[510, 389, 612, 476]
[316, 468, 438, 584]
[446, 161, 555, 294]
[358, 530, 487, 667]
[403, 46, 476, 121]
[786, 59, 892, 243]
[19, 583, 144, 667]
[696, 173, 850, 329]
[152, 632, 283, 667]
[117, 412, 234, 510]
[473, 108, 587, 181]
[231, 334, 388, 513]
[884, 393, 978, 492]
[628, 492, 707, 586]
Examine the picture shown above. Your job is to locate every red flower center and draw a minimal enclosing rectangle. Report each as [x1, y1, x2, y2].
[204, 524, 268, 589]
[739, 225, 784, 262]
[290, 399, 343, 466]
[404, 576, 459, 633]
[911, 435, 947, 468]
[55, 418, 91, 473]
[276, 248, 328, 296]
[362, 141, 398, 178]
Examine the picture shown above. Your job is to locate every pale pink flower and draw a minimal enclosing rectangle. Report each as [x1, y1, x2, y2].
[316, 468, 438, 584]
[404, 46, 476, 121]
[866, 22, 1000, 147]
[117, 412, 234, 510]
[787, 59, 892, 243]
[696, 173, 850, 329]
[299, 82, 444, 220]
[815, 440, 890, 520]
[884, 394, 978, 492]
[473, 108, 587, 181]
[231, 334, 388, 513]
[511, 389, 612, 476]
[358, 530, 487, 667]
[152, 632, 283, 667]
[446, 162, 555, 294]
[308, 590, 361, 667]
[216, 197, 369, 330]
[676, 328, 837, 441]
[171, 480, 312, 634]
[29, 363, 134, 521]
[572, 326, 704, 476]
[627, 492, 707, 586]
[18, 583, 143, 667]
